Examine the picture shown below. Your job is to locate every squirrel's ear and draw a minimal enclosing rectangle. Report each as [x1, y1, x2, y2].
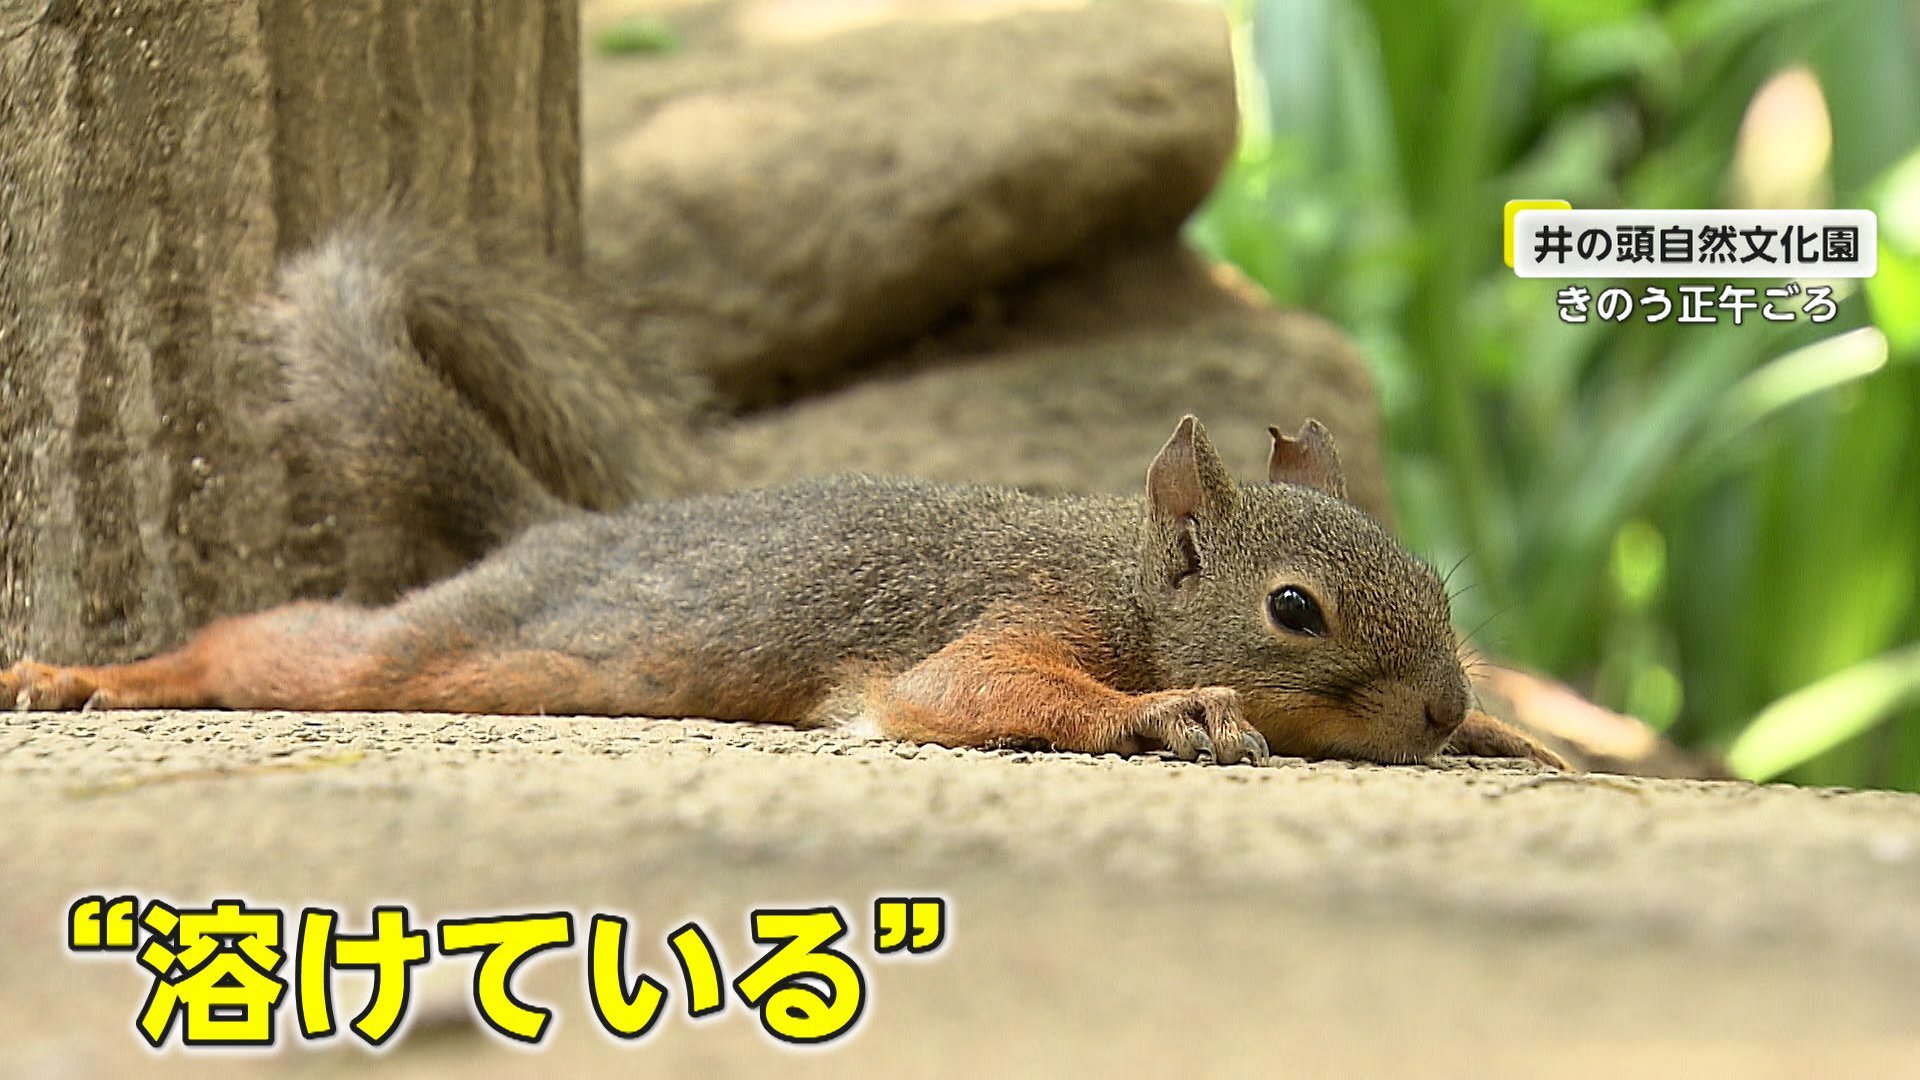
[1148, 415, 1239, 522]
[1268, 419, 1348, 501]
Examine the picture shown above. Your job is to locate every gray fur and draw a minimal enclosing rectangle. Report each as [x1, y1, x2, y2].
[262, 214, 712, 601]
[382, 464, 1466, 759]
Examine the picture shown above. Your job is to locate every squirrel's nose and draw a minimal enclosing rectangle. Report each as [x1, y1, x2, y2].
[1425, 697, 1465, 738]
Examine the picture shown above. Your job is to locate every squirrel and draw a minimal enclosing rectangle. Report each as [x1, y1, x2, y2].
[2, 219, 1563, 769]
[264, 216, 720, 604]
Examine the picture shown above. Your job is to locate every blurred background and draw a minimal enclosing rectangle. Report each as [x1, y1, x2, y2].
[1189, 0, 1920, 789]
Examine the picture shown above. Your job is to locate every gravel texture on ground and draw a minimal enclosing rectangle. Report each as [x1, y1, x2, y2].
[5, 710, 1917, 1076]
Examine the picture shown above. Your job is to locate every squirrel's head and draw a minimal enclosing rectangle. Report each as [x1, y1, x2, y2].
[1137, 416, 1469, 764]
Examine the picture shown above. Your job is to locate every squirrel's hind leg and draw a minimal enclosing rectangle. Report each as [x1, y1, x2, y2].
[3, 601, 644, 716]
[1444, 710, 1571, 771]
[866, 626, 1270, 765]
[3, 602, 390, 712]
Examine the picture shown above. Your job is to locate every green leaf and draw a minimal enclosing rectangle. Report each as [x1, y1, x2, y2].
[594, 16, 681, 56]
[1691, 326, 1889, 468]
[1864, 147, 1920, 355]
[1726, 640, 1920, 780]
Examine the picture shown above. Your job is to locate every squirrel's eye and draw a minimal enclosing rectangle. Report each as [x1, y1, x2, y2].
[1266, 585, 1327, 637]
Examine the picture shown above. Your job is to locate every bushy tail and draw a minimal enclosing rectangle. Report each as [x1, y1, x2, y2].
[263, 215, 708, 600]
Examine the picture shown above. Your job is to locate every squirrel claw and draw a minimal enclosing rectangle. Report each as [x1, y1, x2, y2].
[1180, 728, 1216, 762]
[1238, 727, 1272, 766]
[1133, 687, 1265, 767]
[2, 661, 98, 712]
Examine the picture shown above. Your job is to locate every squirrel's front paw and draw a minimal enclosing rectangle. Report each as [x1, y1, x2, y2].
[1129, 687, 1270, 766]
[2, 661, 105, 712]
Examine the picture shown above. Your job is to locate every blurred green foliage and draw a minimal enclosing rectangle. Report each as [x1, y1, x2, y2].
[593, 14, 682, 56]
[1190, 0, 1920, 788]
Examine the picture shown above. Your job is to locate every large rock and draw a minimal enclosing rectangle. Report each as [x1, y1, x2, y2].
[726, 241, 1397, 522]
[583, 2, 1239, 406]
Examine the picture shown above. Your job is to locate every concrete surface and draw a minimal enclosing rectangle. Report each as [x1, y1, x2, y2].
[4, 709, 1919, 1077]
